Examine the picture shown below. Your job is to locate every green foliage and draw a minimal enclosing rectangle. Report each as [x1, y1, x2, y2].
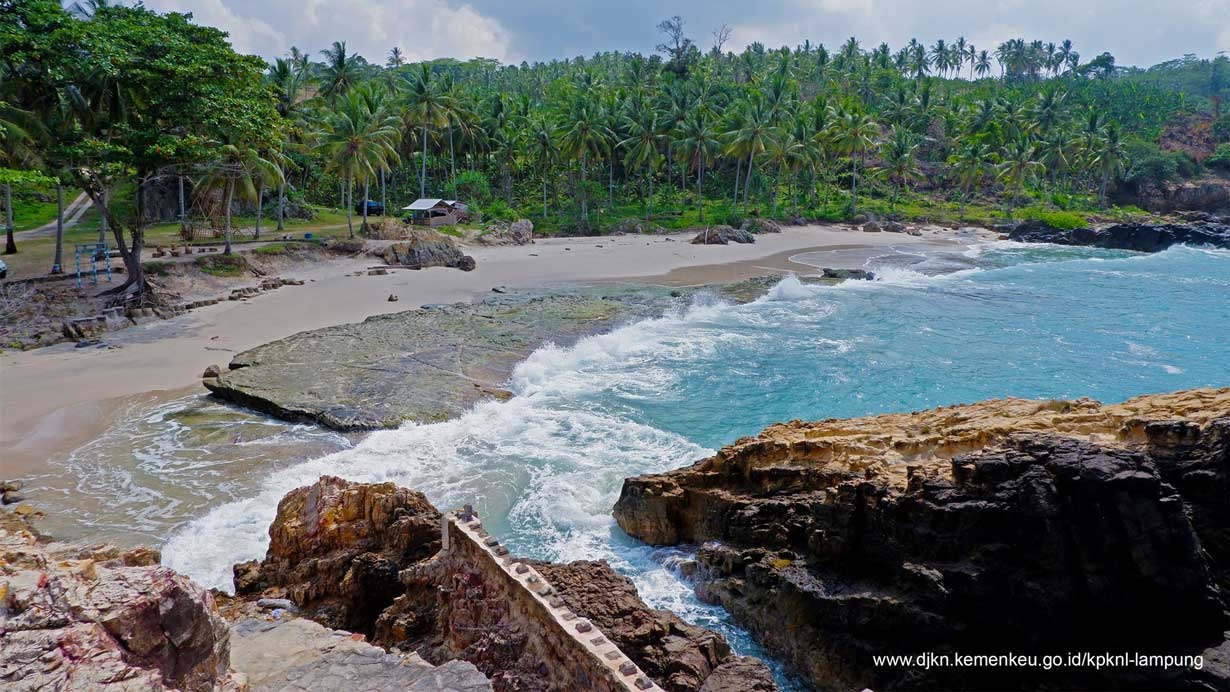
[1206, 144, 1230, 172]
[1018, 206, 1089, 230]
[195, 254, 249, 277]
[1122, 139, 1194, 186]
[479, 199, 516, 222]
[445, 170, 491, 204]
[1214, 115, 1230, 143]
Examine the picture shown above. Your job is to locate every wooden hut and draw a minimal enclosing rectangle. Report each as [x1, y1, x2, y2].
[404, 198, 469, 226]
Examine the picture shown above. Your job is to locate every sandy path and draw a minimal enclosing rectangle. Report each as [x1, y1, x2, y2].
[0, 224, 974, 473]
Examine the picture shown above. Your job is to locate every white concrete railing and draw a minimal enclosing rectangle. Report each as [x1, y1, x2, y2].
[443, 510, 662, 692]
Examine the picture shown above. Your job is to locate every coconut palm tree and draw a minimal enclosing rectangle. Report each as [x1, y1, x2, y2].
[876, 126, 922, 210]
[827, 104, 878, 216]
[620, 109, 666, 219]
[319, 41, 363, 103]
[724, 96, 778, 211]
[0, 97, 41, 255]
[675, 112, 720, 221]
[523, 115, 557, 217]
[318, 87, 402, 237]
[557, 99, 614, 226]
[948, 140, 993, 219]
[975, 50, 992, 79]
[996, 138, 1044, 219]
[403, 64, 452, 200]
[1092, 125, 1128, 207]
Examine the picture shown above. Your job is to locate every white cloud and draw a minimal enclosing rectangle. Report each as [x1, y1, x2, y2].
[143, 0, 517, 65]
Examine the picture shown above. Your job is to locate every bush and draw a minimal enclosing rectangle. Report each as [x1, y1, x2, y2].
[1206, 143, 1230, 173]
[478, 199, 516, 222]
[1018, 207, 1088, 230]
[445, 170, 491, 205]
[1214, 114, 1230, 144]
[195, 254, 248, 277]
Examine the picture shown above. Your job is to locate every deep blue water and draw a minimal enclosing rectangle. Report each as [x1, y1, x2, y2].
[163, 241, 1230, 690]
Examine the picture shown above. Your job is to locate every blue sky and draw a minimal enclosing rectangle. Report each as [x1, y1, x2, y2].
[142, 0, 1229, 69]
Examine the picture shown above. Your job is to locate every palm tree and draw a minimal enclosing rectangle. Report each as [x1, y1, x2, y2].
[1092, 125, 1128, 207]
[724, 96, 778, 211]
[948, 140, 992, 219]
[876, 126, 922, 210]
[319, 41, 363, 103]
[996, 138, 1044, 219]
[557, 99, 614, 226]
[524, 116, 557, 217]
[620, 107, 666, 220]
[387, 47, 406, 69]
[403, 64, 451, 200]
[0, 97, 41, 255]
[676, 112, 720, 221]
[931, 39, 950, 78]
[975, 50, 992, 79]
[319, 87, 402, 237]
[828, 104, 878, 216]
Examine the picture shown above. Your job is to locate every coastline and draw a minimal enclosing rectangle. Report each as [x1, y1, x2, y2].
[0, 223, 978, 476]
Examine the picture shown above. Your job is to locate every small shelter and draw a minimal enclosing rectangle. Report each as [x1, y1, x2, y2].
[403, 198, 470, 226]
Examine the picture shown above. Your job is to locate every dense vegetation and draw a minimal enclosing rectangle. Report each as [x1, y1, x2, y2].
[3, 1, 1229, 298]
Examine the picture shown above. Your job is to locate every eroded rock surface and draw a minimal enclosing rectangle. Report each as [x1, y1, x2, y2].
[1009, 219, 1230, 251]
[233, 476, 442, 635]
[379, 228, 476, 270]
[691, 226, 755, 245]
[614, 388, 1230, 691]
[532, 559, 776, 692]
[236, 476, 778, 692]
[0, 526, 242, 691]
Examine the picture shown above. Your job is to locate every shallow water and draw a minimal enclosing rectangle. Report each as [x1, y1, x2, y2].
[35, 241, 1230, 691]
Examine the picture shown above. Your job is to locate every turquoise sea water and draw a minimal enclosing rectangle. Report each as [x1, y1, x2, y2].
[154, 241, 1228, 690]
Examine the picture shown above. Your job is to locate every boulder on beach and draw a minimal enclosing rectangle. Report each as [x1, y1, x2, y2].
[861, 221, 882, 232]
[380, 228, 476, 270]
[741, 218, 781, 234]
[691, 225, 755, 244]
[820, 267, 875, 281]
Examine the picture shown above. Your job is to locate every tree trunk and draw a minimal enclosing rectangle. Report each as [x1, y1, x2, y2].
[380, 169, 386, 216]
[255, 181, 263, 240]
[743, 149, 755, 210]
[362, 178, 370, 230]
[4, 183, 15, 255]
[850, 152, 860, 216]
[346, 176, 354, 238]
[51, 185, 64, 273]
[178, 175, 187, 233]
[448, 127, 456, 188]
[542, 170, 548, 218]
[733, 157, 742, 207]
[277, 183, 286, 231]
[581, 152, 589, 224]
[1099, 171, 1109, 208]
[99, 186, 109, 244]
[608, 160, 614, 208]
[420, 125, 429, 199]
[696, 159, 704, 222]
[647, 168, 654, 221]
[223, 179, 234, 255]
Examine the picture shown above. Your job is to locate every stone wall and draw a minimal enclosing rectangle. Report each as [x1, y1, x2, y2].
[437, 511, 661, 692]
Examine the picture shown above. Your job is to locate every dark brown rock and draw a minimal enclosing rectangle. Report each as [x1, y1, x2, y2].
[691, 226, 755, 245]
[380, 228, 472, 270]
[233, 475, 442, 635]
[614, 389, 1230, 691]
[203, 364, 222, 379]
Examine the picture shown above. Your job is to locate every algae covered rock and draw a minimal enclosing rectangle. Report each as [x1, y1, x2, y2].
[691, 226, 755, 244]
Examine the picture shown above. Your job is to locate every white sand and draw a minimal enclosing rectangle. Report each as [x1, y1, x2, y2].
[0, 224, 975, 471]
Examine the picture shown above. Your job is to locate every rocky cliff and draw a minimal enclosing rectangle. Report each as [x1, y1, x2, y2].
[235, 476, 777, 692]
[1009, 219, 1230, 251]
[613, 388, 1230, 691]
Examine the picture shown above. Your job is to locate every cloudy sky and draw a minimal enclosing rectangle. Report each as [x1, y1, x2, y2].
[141, 0, 1230, 69]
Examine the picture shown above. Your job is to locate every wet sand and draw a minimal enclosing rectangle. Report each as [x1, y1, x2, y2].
[0, 223, 978, 475]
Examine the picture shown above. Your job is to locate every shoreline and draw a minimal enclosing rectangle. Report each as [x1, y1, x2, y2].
[0, 223, 982, 476]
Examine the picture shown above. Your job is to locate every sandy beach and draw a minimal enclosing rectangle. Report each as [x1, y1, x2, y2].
[0, 224, 974, 473]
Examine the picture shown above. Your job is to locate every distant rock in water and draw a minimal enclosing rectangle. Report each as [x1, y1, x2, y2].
[691, 226, 755, 244]
[819, 267, 875, 281]
[1009, 219, 1230, 251]
[613, 388, 1230, 692]
[380, 228, 476, 270]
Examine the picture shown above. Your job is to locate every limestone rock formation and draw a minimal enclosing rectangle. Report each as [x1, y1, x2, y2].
[233, 475, 442, 634]
[532, 559, 777, 692]
[614, 388, 1230, 691]
[1009, 219, 1230, 251]
[0, 527, 242, 691]
[203, 288, 700, 431]
[380, 228, 476, 270]
[691, 226, 755, 245]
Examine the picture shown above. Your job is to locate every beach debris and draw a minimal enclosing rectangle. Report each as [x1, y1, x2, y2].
[202, 364, 222, 378]
[368, 268, 388, 276]
[387, 294, 399, 302]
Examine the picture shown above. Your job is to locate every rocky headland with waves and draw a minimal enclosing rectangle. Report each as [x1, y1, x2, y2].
[1008, 218, 1230, 251]
[614, 388, 1230, 691]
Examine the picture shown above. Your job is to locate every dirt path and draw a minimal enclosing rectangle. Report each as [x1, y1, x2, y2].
[17, 192, 94, 239]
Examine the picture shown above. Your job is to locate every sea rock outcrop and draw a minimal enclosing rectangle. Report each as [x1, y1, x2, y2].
[819, 268, 875, 281]
[236, 476, 777, 692]
[613, 388, 1230, 691]
[380, 228, 476, 270]
[1136, 178, 1230, 214]
[0, 526, 243, 691]
[1009, 219, 1230, 251]
[531, 560, 777, 692]
[233, 476, 442, 634]
[691, 226, 755, 245]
